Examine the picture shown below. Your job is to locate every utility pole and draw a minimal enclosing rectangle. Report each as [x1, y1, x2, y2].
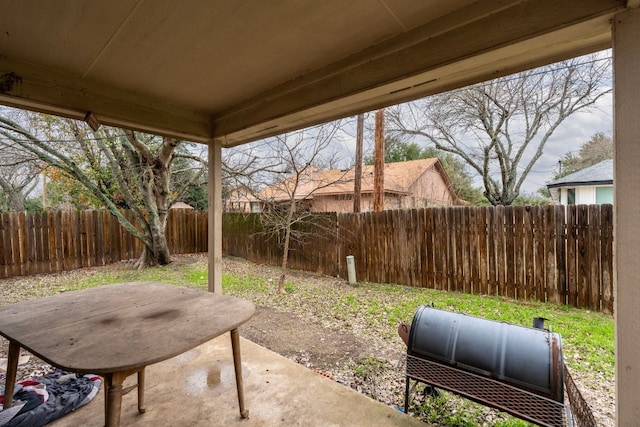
[353, 113, 364, 213]
[373, 109, 385, 212]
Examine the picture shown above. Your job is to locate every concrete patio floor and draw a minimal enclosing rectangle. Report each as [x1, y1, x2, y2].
[50, 335, 425, 426]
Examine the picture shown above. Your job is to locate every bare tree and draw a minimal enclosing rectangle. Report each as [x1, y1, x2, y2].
[0, 145, 41, 211]
[0, 111, 207, 267]
[0, 108, 43, 211]
[387, 54, 611, 205]
[228, 121, 350, 293]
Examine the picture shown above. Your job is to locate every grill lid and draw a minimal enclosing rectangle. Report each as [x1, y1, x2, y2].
[407, 305, 564, 402]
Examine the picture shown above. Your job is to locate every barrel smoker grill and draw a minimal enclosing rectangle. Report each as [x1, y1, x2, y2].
[404, 306, 569, 427]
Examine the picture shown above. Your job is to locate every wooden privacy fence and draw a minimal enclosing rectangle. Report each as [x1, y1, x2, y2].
[0, 205, 613, 313]
[337, 205, 613, 313]
[0, 209, 208, 278]
[224, 205, 613, 313]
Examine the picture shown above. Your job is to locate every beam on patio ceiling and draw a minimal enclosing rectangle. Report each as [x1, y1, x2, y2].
[0, 58, 213, 144]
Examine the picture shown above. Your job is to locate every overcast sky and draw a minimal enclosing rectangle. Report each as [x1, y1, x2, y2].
[330, 53, 613, 196]
[520, 93, 612, 192]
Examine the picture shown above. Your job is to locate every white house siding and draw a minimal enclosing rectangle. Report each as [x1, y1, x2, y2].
[577, 187, 596, 204]
[559, 185, 613, 205]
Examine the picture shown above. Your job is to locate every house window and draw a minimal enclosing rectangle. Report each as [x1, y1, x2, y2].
[334, 195, 352, 201]
[250, 202, 261, 213]
[567, 188, 575, 205]
[596, 186, 613, 204]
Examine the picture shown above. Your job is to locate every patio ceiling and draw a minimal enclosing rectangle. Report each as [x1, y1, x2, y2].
[0, 0, 626, 147]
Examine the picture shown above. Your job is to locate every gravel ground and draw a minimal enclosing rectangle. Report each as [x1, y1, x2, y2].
[0, 255, 615, 426]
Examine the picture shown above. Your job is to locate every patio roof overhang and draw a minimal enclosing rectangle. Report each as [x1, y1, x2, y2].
[547, 180, 614, 189]
[0, 0, 624, 147]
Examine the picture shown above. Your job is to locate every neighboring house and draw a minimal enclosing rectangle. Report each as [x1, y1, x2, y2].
[170, 201, 194, 210]
[223, 188, 262, 213]
[546, 159, 613, 205]
[226, 158, 461, 213]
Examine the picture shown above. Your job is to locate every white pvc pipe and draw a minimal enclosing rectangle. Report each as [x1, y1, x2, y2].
[346, 255, 357, 284]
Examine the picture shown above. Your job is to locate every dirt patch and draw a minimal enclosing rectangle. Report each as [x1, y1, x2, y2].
[242, 306, 369, 370]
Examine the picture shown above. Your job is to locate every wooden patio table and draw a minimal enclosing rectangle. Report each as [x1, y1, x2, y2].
[0, 281, 255, 426]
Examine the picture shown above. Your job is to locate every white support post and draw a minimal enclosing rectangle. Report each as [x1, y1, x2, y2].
[208, 141, 223, 294]
[613, 7, 640, 425]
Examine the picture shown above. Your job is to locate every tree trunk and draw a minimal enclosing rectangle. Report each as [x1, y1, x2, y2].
[278, 204, 296, 293]
[135, 233, 171, 268]
[7, 191, 25, 212]
[0, 179, 26, 211]
[133, 209, 171, 268]
[152, 229, 172, 264]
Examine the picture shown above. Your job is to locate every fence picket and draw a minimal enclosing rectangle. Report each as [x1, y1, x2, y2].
[454, 208, 463, 293]
[16, 212, 27, 276]
[433, 208, 445, 291]
[601, 205, 614, 313]
[38, 212, 49, 273]
[504, 207, 515, 299]
[52, 211, 62, 272]
[463, 207, 473, 294]
[589, 205, 601, 312]
[522, 207, 534, 300]
[531, 206, 544, 302]
[0, 213, 9, 278]
[477, 208, 488, 295]
[514, 207, 524, 299]
[566, 206, 578, 307]
[442, 208, 452, 292]
[576, 206, 590, 309]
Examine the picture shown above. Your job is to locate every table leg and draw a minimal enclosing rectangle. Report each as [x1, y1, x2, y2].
[137, 369, 146, 414]
[104, 371, 128, 427]
[230, 328, 249, 418]
[2, 341, 20, 409]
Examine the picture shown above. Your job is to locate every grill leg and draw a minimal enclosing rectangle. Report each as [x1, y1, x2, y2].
[404, 376, 411, 414]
